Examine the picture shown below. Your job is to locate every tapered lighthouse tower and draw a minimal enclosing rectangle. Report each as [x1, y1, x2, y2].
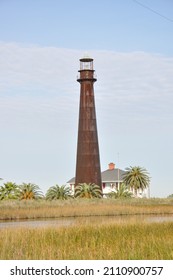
[75, 57, 102, 188]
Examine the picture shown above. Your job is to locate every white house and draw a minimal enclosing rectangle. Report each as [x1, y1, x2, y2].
[67, 162, 150, 198]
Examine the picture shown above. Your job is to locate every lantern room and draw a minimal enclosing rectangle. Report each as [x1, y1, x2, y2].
[80, 57, 94, 70]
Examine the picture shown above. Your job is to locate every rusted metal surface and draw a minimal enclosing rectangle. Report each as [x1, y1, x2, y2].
[75, 58, 102, 188]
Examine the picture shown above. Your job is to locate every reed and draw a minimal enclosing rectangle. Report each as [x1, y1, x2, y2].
[0, 221, 173, 259]
[0, 198, 173, 220]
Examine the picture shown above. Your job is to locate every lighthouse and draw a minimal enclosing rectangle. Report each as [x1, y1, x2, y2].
[75, 57, 102, 188]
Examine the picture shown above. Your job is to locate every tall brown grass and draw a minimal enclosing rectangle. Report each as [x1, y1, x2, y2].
[0, 221, 173, 259]
[0, 198, 173, 220]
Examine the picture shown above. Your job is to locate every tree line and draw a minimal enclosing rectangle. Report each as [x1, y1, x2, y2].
[0, 166, 151, 200]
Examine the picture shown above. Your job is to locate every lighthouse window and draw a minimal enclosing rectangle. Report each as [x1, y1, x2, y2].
[84, 62, 90, 69]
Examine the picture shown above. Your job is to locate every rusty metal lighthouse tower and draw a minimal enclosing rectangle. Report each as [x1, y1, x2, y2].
[75, 56, 102, 188]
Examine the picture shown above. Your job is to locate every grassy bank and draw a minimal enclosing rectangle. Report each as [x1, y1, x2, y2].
[1, 199, 173, 260]
[0, 222, 173, 259]
[0, 198, 173, 220]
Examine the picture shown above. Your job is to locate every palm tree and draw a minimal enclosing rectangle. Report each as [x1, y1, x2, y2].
[19, 183, 43, 200]
[46, 185, 72, 200]
[75, 183, 102, 198]
[123, 166, 150, 196]
[0, 182, 19, 200]
[107, 183, 133, 199]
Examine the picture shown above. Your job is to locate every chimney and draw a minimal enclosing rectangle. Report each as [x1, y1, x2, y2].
[108, 162, 115, 170]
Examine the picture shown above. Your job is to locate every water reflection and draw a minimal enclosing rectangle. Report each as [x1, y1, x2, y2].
[0, 218, 74, 229]
[0, 214, 173, 229]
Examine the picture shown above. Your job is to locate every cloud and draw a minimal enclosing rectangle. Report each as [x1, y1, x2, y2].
[1, 41, 173, 135]
[0, 42, 78, 93]
[93, 51, 173, 122]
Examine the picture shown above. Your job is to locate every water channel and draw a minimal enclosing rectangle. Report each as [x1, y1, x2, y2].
[0, 214, 173, 229]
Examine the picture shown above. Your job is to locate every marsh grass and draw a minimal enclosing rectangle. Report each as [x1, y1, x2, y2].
[0, 198, 173, 220]
[1, 199, 173, 260]
[0, 222, 173, 259]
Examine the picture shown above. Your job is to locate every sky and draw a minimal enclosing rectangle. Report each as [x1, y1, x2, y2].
[0, 0, 173, 197]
